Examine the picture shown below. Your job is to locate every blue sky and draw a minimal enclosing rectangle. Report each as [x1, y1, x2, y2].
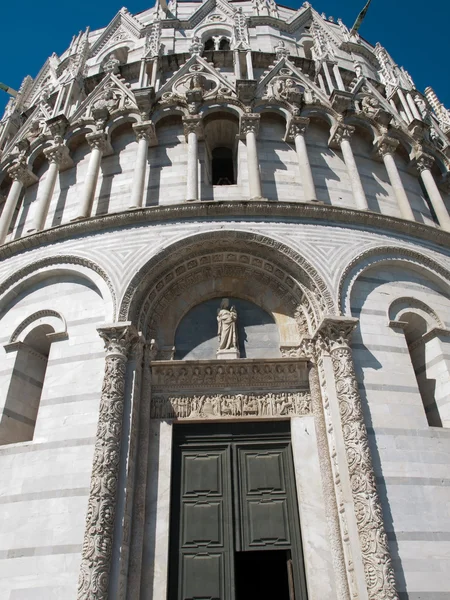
[1, 0, 449, 115]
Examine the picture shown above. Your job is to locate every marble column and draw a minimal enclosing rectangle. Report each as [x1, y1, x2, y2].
[78, 323, 139, 600]
[286, 117, 318, 202]
[397, 88, 414, 122]
[245, 50, 254, 79]
[130, 122, 157, 209]
[183, 117, 203, 202]
[318, 317, 399, 600]
[127, 341, 158, 599]
[415, 153, 450, 231]
[240, 113, 262, 200]
[75, 132, 109, 219]
[0, 158, 37, 244]
[329, 123, 368, 210]
[234, 50, 242, 80]
[375, 136, 415, 221]
[30, 143, 73, 232]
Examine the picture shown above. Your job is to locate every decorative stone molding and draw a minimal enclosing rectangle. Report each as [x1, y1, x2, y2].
[0, 202, 449, 270]
[308, 362, 351, 600]
[151, 358, 308, 392]
[239, 113, 260, 137]
[338, 246, 450, 316]
[151, 391, 311, 419]
[236, 80, 257, 105]
[78, 323, 139, 600]
[8, 309, 67, 344]
[0, 255, 117, 320]
[317, 317, 399, 600]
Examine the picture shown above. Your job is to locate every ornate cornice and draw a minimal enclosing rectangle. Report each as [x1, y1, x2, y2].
[0, 202, 449, 268]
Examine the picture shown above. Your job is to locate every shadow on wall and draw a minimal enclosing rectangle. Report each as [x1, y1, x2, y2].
[351, 324, 408, 595]
[174, 297, 280, 360]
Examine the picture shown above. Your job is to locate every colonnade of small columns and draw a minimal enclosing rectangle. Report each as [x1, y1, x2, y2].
[1, 109, 450, 245]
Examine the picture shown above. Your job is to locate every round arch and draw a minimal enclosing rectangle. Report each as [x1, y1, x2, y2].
[0, 255, 116, 321]
[119, 230, 335, 353]
[339, 246, 450, 315]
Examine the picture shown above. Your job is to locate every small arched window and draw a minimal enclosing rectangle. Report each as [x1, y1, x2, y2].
[204, 38, 215, 51]
[219, 38, 230, 51]
[390, 299, 450, 428]
[0, 324, 53, 444]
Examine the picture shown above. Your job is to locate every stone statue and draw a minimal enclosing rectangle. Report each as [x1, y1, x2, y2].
[217, 298, 238, 352]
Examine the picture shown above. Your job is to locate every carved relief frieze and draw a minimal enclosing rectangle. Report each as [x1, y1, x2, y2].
[151, 391, 311, 419]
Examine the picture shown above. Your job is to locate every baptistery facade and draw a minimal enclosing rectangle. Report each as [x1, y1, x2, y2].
[0, 1, 450, 599]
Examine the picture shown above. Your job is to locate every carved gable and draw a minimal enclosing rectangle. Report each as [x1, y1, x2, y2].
[257, 57, 330, 108]
[89, 8, 144, 58]
[70, 73, 138, 125]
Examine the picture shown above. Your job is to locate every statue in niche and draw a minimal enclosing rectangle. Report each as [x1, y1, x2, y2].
[217, 299, 239, 355]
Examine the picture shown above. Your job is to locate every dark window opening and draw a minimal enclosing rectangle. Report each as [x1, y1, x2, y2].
[204, 38, 215, 51]
[219, 38, 230, 50]
[212, 146, 235, 185]
[235, 550, 292, 600]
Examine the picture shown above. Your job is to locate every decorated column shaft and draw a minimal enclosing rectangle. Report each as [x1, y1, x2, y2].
[330, 124, 369, 211]
[78, 323, 139, 600]
[415, 153, 450, 231]
[129, 122, 157, 209]
[0, 157, 37, 244]
[318, 317, 399, 600]
[375, 137, 415, 221]
[240, 113, 262, 200]
[183, 117, 202, 202]
[287, 117, 318, 202]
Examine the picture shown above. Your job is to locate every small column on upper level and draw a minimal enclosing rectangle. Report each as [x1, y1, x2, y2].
[29, 115, 73, 233]
[329, 123, 369, 211]
[285, 117, 317, 202]
[130, 121, 157, 209]
[0, 153, 37, 244]
[31, 143, 73, 232]
[183, 116, 203, 202]
[413, 153, 450, 231]
[239, 113, 262, 200]
[75, 131, 112, 220]
[374, 136, 415, 221]
[245, 50, 254, 80]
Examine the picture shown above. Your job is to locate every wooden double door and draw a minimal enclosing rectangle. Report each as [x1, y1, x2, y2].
[168, 421, 308, 600]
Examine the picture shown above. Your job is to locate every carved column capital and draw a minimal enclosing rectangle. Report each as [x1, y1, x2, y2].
[374, 135, 399, 159]
[285, 116, 310, 142]
[316, 316, 358, 352]
[7, 158, 38, 187]
[328, 123, 355, 149]
[86, 131, 111, 153]
[133, 121, 158, 147]
[44, 143, 73, 171]
[239, 113, 260, 138]
[97, 322, 139, 357]
[415, 152, 435, 173]
[182, 116, 203, 140]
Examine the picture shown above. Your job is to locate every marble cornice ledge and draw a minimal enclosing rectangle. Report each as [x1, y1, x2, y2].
[0, 201, 450, 261]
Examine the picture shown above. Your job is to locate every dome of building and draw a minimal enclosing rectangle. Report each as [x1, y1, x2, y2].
[0, 2, 449, 599]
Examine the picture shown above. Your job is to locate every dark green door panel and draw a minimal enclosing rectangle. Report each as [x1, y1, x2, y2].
[168, 422, 308, 600]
